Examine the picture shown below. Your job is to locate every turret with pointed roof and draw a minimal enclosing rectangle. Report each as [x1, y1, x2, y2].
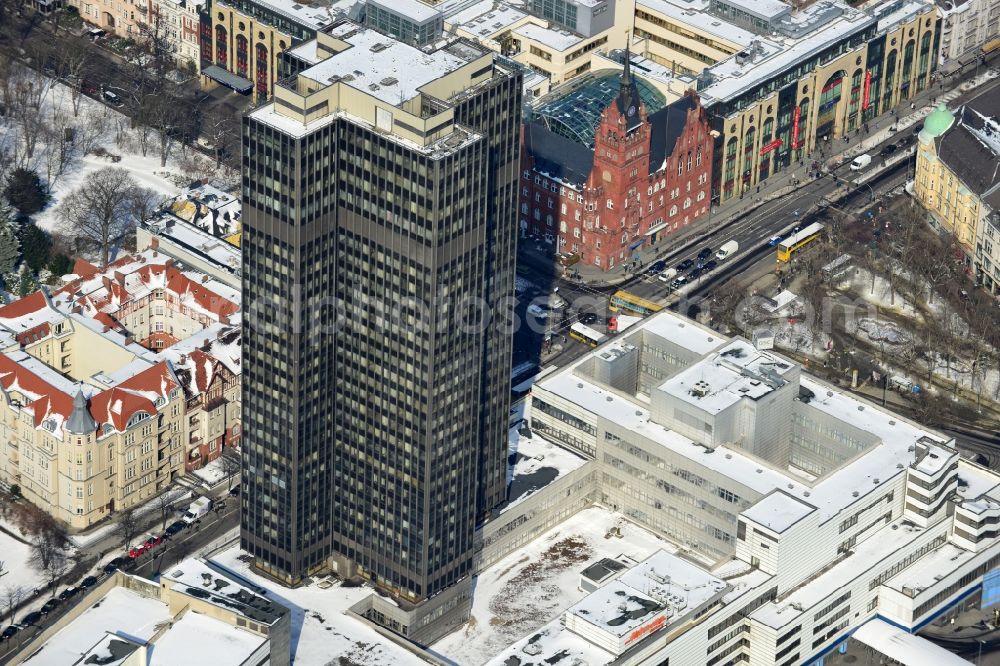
[614, 44, 643, 133]
[66, 387, 97, 435]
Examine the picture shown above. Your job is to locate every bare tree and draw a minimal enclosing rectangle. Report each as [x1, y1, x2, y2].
[76, 107, 111, 156]
[53, 40, 92, 118]
[55, 167, 156, 266]
[114, 507, 140, 551]
[155, 492, 174, 532]
[1, 584, 27, 625]
[29, 534, 69, 595]
[218, 452, 241, 491]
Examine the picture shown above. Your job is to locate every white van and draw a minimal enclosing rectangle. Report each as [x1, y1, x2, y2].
[657, 267, 678, 282]
[715, 240, 739, 260]
[850, 154, 872, 170]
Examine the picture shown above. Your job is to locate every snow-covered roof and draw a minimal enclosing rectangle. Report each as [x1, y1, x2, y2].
[741, 490, 814, 533]
[513, 22, 585, 51]
[368, 0, 440, 22]
[447, 0, 527, 33]
[504, 426, 588, 510]
[852, 618, 974, 665]
[637, 0, 756, 47]
[657, 338, 796, 415]
[216, 0, 345, 29]
[163, 558, 285, 626]
[700, 3, 874, 105]
[149, 610, 267, 666]
[752, 520, 928, 628]
[298, 26, 470, 106]
[23, 587, 169, 666]
[883, 542, 976, 596]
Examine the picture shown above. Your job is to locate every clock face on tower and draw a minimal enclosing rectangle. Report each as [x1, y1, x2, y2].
[628, 105, 636, 117]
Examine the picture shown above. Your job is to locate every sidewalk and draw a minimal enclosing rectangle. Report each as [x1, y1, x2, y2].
[561, 69, 998, 287]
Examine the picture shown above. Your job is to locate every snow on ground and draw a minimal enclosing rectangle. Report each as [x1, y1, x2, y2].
[0, 65, 231, 242]
[0, 529, 47, 593]
[432, 506, 679, 666]
[209, 547, 428, 666]
[69, 487, 192, 549]
[192, 455, 236, 488]
[847, 269, 921, 319]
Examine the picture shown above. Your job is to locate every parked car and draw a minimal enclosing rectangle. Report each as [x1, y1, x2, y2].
[145, 535, 163, 549]
[165, 521, 186, 537]
[676, 258, 694, 271]
[702, 259, 718, 272]
[669, 276, 688, 290]
[228, 485, 241, 497]
[104, 557, 127, 574]
[39, 598, 61, 615]
[879, 143, 898, 157]
[768, 235, 782, 247]
[128, 545, 147, 559]
[102, 89, 123, 107]
[689, 267, 704, 280]
[20, 611, 42, 626]
[79, 576, 98, 589]
[647, 259, 667, 275]
[58, 587, 80, 601]
[526, 303, 549, 319]
[1, 625, 18, 641]
[697, 247, 713, 260]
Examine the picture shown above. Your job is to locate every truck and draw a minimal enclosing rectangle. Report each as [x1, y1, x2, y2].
[715, 240, 739, 260]
[182, 497, 212, 523]
[850, 154, 872, 170]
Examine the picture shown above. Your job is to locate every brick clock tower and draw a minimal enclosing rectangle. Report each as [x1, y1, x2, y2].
[521, 55, 715, 271]
[583, 56, 652, 269]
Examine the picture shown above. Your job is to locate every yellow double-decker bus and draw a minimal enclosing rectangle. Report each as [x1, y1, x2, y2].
[609, 290, 663, 316]
[776, 222, 824, 262]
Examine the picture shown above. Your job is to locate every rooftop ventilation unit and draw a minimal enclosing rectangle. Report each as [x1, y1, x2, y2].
[691, 380, 711, 397]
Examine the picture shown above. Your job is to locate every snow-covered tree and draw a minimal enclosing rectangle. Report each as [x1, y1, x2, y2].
[0, 198, 19, 275]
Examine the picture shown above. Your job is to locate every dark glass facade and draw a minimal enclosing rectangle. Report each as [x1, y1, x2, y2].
[240, 59, 522, 603]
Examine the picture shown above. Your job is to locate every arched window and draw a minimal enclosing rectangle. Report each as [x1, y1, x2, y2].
[126, 411, 150, 429]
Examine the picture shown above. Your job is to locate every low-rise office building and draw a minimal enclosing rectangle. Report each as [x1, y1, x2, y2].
[6, 559, 290, 666]
[479, 308, 1000, 665]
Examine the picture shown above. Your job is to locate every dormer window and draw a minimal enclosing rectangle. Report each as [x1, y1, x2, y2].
[126, 412, 151, 429]
[103, 424, 115, 435]
[43, 419, 57, 433]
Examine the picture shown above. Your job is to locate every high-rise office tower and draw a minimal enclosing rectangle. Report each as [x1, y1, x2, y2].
[240, 19, 521, 640]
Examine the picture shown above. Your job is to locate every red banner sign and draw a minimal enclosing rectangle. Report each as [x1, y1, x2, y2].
[862, 70, 872, 110]
[791, 106, 801, 149]
[759, 138, 783, 155]
[626, 614, 667, 646]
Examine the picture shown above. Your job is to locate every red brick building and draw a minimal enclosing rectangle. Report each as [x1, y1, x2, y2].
[520, 64, 714, 271]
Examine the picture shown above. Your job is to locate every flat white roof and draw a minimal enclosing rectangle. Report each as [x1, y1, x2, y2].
[149, 610, 267, 666]
[298, 27, 469, 105]
[630, 309, 727, 356]
[701, 7, 873, 104]
[447, 0, 528, 37]
[219, 0, 347, 29]
[852, 619, 974, 665]
[368, 0, 439, 22]
[637, 0, 756, 46]
[752, 520, 928, 628]
[567, 579, 666, 637]
[884, 542, 976, 595]
[619, 550, 728, 610]
[741, 490, 814, 533]
[513, 22, 584, 51]
[722, 0, 789, 19]
[24, 587, 169, 666]
[657, 339, 796, 415]
[504, 426, 588, 511]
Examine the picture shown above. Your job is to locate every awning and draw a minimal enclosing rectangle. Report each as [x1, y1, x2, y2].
[629, 239, 644, 250]
[645, 222, 668, 236]
[202, 65, 253, 94]
[851, 620, 972, 666]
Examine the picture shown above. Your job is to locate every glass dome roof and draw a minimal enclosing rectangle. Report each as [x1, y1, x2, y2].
[530, 71, 667, 148]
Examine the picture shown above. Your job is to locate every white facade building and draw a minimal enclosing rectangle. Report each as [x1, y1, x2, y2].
[483, 309, 1000, 666]
[148, 0, 203, 69]
[937, 0, 1000, 63]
